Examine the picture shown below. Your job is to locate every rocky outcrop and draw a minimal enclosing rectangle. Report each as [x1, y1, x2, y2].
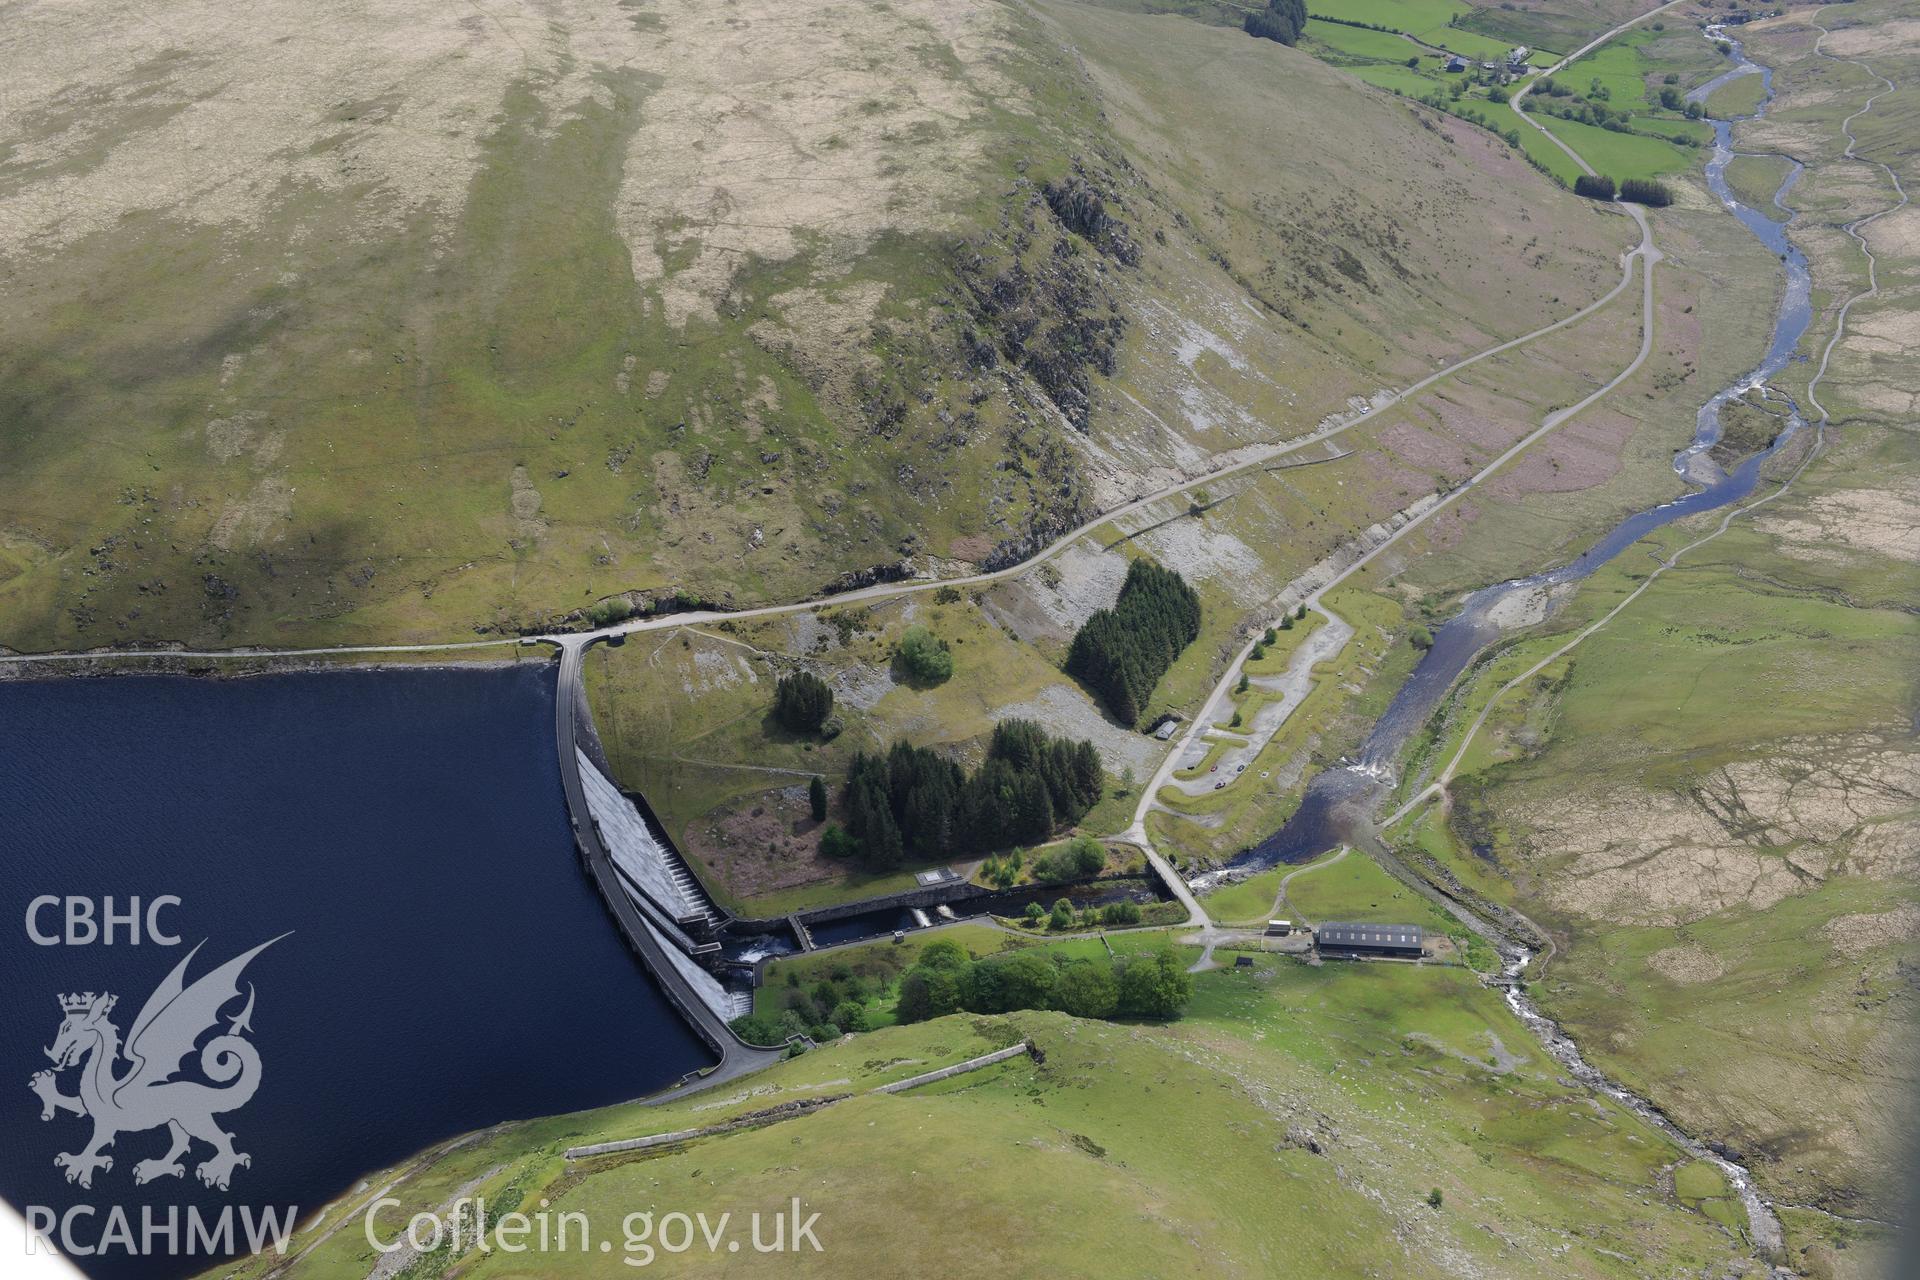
[819, 561, 914, 596]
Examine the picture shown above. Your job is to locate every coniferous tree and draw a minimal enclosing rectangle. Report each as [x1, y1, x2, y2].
[1574, 173, 1617, 200]
[1619, 177, 1673, 206]
[865, 803, 903, 869]
[773, 671, 833, 733]
[839, 724, 1102, 869]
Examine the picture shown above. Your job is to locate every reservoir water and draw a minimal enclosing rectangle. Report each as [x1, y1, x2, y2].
[0, 664, 711, 1280]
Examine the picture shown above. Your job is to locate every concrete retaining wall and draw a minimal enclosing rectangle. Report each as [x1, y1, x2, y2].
[563, 1040, 1037, 1160]
[873, 1041, 1034, 1094]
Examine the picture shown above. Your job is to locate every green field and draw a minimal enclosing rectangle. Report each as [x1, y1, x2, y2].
[1513, 27, 1722, 183]
[1305, 10, 1712, 189]
[1278, 847, 1457, 933]
[1633, 113, 1714, 143]
[1199, 864, 1290, 923]
[1501, 102, 1585, 183]
[1704, 68, 1768, 118]
[1558, 37, 1657, 104]
[1311, 0, 1471, 33]
[1349, 62, 1452, 96]
[1304, 17, 1422, 59]
[1424, 26, 1517, 61]
[1533, 112, 1700, 180]
[1310, 0, 1541, 60]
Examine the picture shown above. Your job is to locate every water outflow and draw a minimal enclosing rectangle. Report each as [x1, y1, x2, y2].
[1235, 25, 1813, 874]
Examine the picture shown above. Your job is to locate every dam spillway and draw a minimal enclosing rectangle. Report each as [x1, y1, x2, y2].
[576, 746, 719, 932]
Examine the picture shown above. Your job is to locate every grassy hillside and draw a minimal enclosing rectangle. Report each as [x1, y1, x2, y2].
[0, 0, 1631, 652]
[571, 0, 1705, 910]
[211, 956, 1758, 1280]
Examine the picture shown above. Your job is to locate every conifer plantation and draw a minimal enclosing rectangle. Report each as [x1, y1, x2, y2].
[837, 720, 1103, 869]
[1064, 560, 1202, 726]
[1243, 0, 1307, 45]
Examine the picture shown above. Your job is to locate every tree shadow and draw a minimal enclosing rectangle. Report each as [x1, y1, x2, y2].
[888, 650, 953, 692]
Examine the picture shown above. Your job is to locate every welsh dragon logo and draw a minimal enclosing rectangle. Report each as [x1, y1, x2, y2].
[29, 936, 286, 1191]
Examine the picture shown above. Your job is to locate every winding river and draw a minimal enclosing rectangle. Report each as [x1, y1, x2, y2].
[1234, 25, 1813, 873]
[1203, 25, 1810, 1258]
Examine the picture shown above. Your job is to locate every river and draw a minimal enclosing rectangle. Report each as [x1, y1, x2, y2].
[0, 665, 711, 1280]
[1202, 25, 1806, 1260]
[1230, 24, 1813, 874]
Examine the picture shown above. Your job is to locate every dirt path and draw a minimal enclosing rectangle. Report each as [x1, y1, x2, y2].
[1804, 19, 1908, 426]
[1272, 845, 1348, 924]
[1130, 189, 1659, 886]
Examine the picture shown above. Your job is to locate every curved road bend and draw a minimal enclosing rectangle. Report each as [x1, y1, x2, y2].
[553, 636, 783, 1098]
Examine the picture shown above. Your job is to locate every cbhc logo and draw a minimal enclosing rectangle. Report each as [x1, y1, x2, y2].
[25, 896, 182, 946]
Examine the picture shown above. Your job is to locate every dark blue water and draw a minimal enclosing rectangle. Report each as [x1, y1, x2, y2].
[1232, 29, 1813, 874]
[0, 666, 710, 1279]
[785, 879, 1167, 952]
[804, 909, 923, 949]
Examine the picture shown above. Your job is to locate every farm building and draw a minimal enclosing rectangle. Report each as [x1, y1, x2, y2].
[1444, 55, 1466, 72]
[1316, 922, 1424, 958]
